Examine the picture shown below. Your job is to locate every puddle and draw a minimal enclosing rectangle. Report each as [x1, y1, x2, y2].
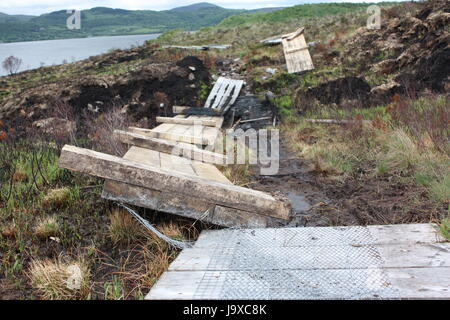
[287, 192, 312, 213]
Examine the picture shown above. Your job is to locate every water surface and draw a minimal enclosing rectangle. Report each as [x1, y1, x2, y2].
[0, 34, 160, 76]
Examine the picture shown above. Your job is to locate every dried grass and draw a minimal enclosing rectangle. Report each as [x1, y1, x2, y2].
[28, 255, 90, 300]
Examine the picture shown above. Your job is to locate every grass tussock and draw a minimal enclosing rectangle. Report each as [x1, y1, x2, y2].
[28, 256, 90, 300]
[42, 188, 72, 209]
[108, 209, 143, 244]
[35, 215, 60, 239]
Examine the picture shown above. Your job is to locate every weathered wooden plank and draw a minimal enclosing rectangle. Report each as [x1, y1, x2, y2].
[102, 180, 271, 228]
[204, 77, 225, 109]
[368, 224, 446, 245]
[200, 126, 221, 146]
[59, 145, 291, 219]
[191, 224, 448, 249]
[167, 243, 450, 271]
[151, 123, 176, 134]
[282, 28, 314, 74]
[214, 81, 234, 110]
[156, 116, 217, 127]
[123, 146, 160, 167]
[172, 106, 222, 116]
[385, 267, 450, 299]
[211, 78, 231, 109]
[191, 161, 231, 184]
[379, 243, 450, 268]
[114, 130, 227, 165]
[145, 271, 206, 300]
[222, 80, 244, 115]
[160, 152, 196, 176]
[185, 115, 224, 128]
[146, 267, 450, 300]
[129, 126, 210, 145]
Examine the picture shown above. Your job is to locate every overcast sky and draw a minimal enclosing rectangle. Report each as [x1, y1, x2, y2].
[0, 0, 401, 15]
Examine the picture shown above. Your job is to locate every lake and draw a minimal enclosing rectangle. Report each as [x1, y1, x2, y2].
[0, 34, 160, 76]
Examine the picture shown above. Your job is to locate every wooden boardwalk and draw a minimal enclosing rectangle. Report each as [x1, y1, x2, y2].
[58, 77, 291, 228]
[146, 223, 450, 300]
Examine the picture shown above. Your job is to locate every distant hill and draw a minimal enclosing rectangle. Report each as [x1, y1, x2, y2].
[0, 12, 34, 23]
[218, 3, 376, 27]
[0, 3, 250, 43]
[169, 2, 221, 11]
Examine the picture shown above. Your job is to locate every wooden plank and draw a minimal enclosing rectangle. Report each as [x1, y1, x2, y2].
[368, 224, 446, 245]
[160, 152, 196, 176]
[222, 80, 244, 115]
[385, 267, 450, 299]
[156, 116, 217, 127]
[379, 243, 450, 268]
[172, 106, 221, 116]
[215, 80, 240, 111]
[204, 77, 224, 109]
[151, 123, 176, 134]
[191, 225, 448, 249]
[210, 78, 231, 109]
[191, 162, 231, 184]
[123, 146, 160, 167]
[200, 126, 220, 146]
[282, 30, 314, 74]
[102, 180, 271, 228]
[129, 126, 210, 146]
[167, 243, 450, 271]
[114, 130, 227, 165]
[187, 115, 224, 128]
[165, 124, 191, 137]
[146, 267, 450, 300]
[145, 271, 206, 300]
[59, 145, 292, 219]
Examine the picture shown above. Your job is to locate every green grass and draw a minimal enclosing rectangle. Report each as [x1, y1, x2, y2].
[439, 216, 450, 240]
[218, 3, 374, 27]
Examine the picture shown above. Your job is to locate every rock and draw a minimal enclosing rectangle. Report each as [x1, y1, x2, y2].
[370, 81, 404, 101]
[33, 117, 76, 135]
[372, 59, 397, 73]
[265, 68, 278, 74]
[188, 73, 195, 81]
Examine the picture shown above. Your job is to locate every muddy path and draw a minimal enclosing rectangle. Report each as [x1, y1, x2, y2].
[248, 136, 336, 227]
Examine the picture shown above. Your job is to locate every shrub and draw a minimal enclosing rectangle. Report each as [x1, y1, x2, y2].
[2, 56, 22, 75]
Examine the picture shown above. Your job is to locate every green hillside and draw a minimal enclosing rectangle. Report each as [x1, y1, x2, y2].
[0, 3, 247, 43]
[218, 3, 377, 27]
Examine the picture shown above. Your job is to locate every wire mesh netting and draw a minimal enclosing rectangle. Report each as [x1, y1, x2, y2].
[192, 227, 400, 300]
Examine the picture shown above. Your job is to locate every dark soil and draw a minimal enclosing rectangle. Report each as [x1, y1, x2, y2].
[0, 56, 211, 137]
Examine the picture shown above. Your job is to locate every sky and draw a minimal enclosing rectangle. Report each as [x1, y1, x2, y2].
[0, 0, 402, 15]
